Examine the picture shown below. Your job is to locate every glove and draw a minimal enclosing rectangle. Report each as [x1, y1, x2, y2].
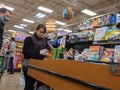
[40, 49, 49, 56]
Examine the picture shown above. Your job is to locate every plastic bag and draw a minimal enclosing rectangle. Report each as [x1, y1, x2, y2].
[19, 69, 25, 85]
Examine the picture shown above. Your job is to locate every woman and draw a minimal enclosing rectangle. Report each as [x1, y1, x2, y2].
[22, 24, 50, 90]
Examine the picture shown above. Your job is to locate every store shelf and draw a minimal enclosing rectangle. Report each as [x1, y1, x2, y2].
[77, 23, 116, 31]
[77, 28, 95, 31]
[14, 40, 23, 71]
[93, 39, 120, 45]
[68, 39, 120, 45]
[67, 40, 93, 45]
[85, 60, 120, 65]
[15, 40, 24, 43]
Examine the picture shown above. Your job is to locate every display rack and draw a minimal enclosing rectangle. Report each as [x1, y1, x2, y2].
[14, 41, 24, 71]
[66, 12, 120, 64]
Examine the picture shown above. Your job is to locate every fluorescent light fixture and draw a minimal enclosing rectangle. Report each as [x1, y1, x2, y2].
[64, 29, 72, 32]
[35, 13, 46, 18]
[29, 31, 34, 34]
[14, 25, 24, 29]
[20, 24, 27, 27]
[57, 28, 63, 31]
[23, 19, 34, 23]
[81, 9, 97, 16]
[4, 5, 14, 11]
[8, 30, 16, 32]
[37, 6, 53, 13]
[55, 21, 66, 25]
[57, 28, 71, 32]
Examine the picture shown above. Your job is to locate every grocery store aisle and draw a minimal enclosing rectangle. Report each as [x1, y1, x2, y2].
[0, 71, 24, 90]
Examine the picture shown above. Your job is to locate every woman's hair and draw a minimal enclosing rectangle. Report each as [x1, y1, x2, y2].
[10, 37, 15, 41]
[36, 24, 46, 33]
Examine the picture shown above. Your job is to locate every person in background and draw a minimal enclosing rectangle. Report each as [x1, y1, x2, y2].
[22, 24, 50, 90]
[1, 41, 10, 70]
[0, 8, 12, 50]
[6, 37, 16, 74]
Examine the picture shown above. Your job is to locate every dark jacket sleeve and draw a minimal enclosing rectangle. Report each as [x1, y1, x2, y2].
[22, 37, 45, 59]
[46, 38, 51, 51]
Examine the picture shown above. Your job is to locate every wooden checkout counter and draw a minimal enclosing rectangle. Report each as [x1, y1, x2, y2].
[27, 58, 120, 90]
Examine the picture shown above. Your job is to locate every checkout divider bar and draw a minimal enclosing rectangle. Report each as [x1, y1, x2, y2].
[28, 64, 111, 90]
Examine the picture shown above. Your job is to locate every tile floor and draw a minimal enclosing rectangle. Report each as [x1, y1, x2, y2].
[0, 71, 24, 90]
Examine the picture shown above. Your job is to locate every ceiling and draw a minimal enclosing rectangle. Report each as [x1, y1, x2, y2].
[0, 0, 120, 34]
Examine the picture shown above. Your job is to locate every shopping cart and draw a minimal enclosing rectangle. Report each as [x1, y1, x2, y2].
[0, 55, 4, 81]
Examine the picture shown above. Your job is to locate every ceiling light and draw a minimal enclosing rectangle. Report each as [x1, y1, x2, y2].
[57, 28, 63, 31]
[23, 19, 35, 23]
[8, 30, 16, 32]
[35, 13, 46, 18]
[81, 9, 97, 16]
[64, 29, 72, 32]
[37, 6, 53, 13]
[20, 24, 27, 27]
[0, 4, 14, 11]
[4, 5, 14, 11]
[14, 25, 24, 29]
[55, 21, 66, 25]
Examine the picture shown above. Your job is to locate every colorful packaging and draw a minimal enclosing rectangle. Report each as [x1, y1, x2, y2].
[103, 15, 110, 26]
[99, 16, 104, 26]
[110, 14, 116, 25]
[92, 18, 99, 28]
[116, 13, 120, 23]
[100, 48, 114, 62]
[80, 22, 85, 30]
[94, 27, 108, 41]
[81, 48, 90, 61]
[88, 46, 104, 61]
[105, 26, 118, 40]
[85, 20, 89, 29]
[114, 45, 120, 63]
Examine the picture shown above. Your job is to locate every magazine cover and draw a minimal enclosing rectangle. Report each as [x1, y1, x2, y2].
[99, 16, 104, 26]
[88, 46, 104, 61]
[79, 22, 86, 30]
[109, 14, 116, 25]
[81, 48, 90, 61]
[103, 15, 110, 26]
[79, 30, 95, 41]
[114, 45, 120, 63]
[89, 20, 93, 29]
[94, 27, 108, 41]
[92, 18, 99, 28]
[105, 26, 118, 40]
[85, 20, 90, 29]
[100, 48, 114, 62]
[117, 29, 120, 40]
[116, 13, 120, 23]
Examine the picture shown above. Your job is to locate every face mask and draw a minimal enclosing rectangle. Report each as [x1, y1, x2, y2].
[0, 15, 10, 24]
